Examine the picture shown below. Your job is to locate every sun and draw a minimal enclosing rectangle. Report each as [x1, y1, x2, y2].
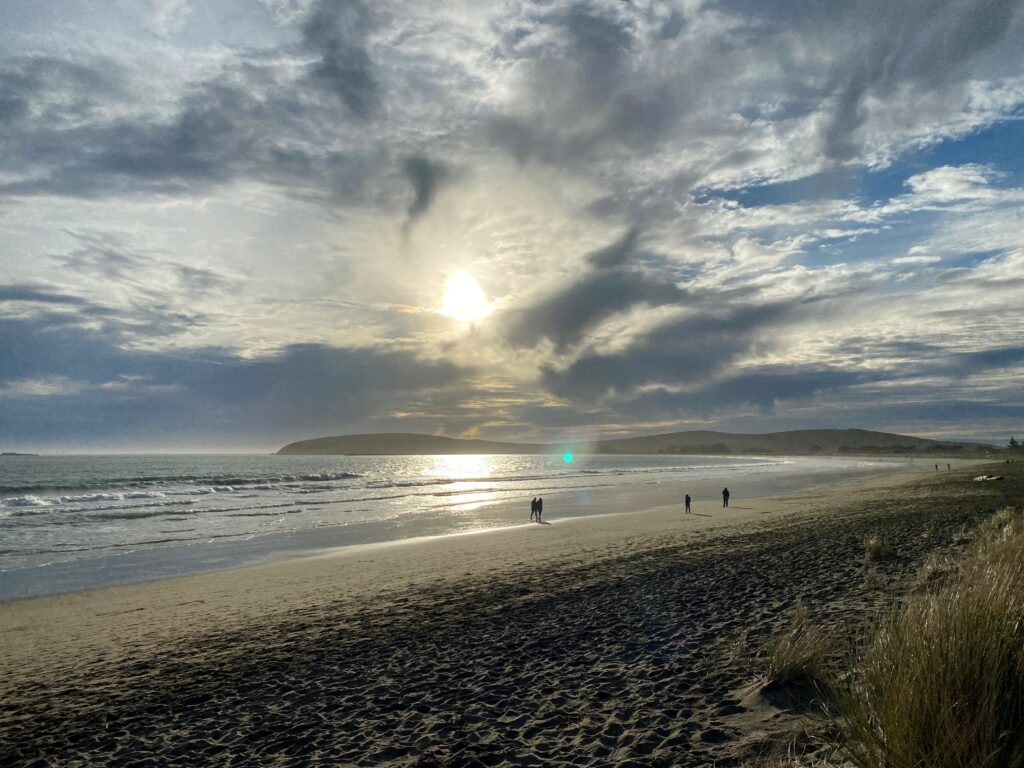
[441, 270, 492, 322]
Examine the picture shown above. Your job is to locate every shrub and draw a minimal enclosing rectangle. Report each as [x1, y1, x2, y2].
[840, 521, 1024, 768]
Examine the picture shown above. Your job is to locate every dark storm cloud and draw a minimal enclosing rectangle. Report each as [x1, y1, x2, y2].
[504, 229, 687, 351]
[302, 0, 380, 119]
[402, 156, 449, 226]
[0, 314, 469, 443]
[539, 299, 824, 401]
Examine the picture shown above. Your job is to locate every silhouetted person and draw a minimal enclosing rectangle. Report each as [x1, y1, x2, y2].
[947, 463, 951, 470]
[935, 464, 939, 470]
[537, 497, 544, 522]
[685, 494, 691, 514]
[530, 497, 537, 521]
[722, 487, 730, 508]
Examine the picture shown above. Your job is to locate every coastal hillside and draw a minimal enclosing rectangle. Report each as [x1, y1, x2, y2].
[277, 429, 990, 456]
[277, 432, 547, 456]
[595, 428, 963, 455]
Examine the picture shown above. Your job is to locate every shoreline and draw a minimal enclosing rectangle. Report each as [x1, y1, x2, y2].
[1, 461, 1014, 766]
[0, 464, 931, 672]
[0, 455, 941, 603]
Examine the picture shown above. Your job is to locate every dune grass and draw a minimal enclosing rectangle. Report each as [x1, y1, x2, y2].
[860, 566, 884, 591]
[840, 508, 1024, 768]
[861, 534, 896, 563]
[761, 604, 832, 688]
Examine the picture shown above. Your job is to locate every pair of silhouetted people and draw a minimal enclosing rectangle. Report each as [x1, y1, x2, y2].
[530, 496, 544, 522]
[722, 487, 730, 508]
[684, 494, 691, 514]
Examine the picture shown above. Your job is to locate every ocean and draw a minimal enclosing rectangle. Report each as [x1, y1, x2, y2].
[0, 453, 895, 600]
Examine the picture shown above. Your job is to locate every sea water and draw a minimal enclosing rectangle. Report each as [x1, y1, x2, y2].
[0, 453, 894, 600]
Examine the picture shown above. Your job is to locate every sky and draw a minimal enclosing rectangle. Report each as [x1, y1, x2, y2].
[1, 0, 1023, 452]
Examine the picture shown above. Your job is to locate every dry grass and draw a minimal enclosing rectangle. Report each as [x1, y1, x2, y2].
[745, 736, 851, 768]
[747, 754, 850, 768]
[761, 604, 832, 687]
[862, 534, 896, 563]
[913, 549, 958, 593]
[840, 508, 1024, 768]
[861, 567, 884, 591]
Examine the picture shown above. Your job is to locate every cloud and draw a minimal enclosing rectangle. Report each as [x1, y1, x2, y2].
[0, 376, 88, 398]
[614, 368, 872, 421]
[0, 285, 87, 306]
[402, 155, 450, 227]
[940, 345, 1024, 376]
[138, 0, 192, 37]
[261, 0, 314, 25]
[539, 297, 827, 401]
[302, 0, 379, 119]
[505, 229, 687, 351]
[1, 0, 1024, 445]
[905, 164, 1002, 202]
[819, 0, 1024, 160]
[0, 313, 471, 446]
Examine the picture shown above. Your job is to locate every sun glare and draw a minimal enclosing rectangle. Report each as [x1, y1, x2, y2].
[441, 270, 492, 322]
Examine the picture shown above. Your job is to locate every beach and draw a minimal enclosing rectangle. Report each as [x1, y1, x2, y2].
[1, 460, 1017, 766]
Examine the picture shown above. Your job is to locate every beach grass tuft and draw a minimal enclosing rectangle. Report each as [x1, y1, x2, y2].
[861, 534, 896, 562]
[761, 604, 831, 688]
[840, 508, 1024, 768]
[860, 566, 884, 591]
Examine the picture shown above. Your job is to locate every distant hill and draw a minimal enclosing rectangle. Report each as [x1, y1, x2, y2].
[277, 429, 993, 456]
[277, 433, 548, 456]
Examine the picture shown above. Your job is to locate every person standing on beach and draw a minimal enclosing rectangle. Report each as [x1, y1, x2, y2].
[530, 497, 537, 521]
[684, 494, 691, 514]
[537, 497, 543, 522]
[722, 487, 730, 508]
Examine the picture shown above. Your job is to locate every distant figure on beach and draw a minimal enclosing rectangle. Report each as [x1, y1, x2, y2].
[722, 487, 730, 508]
[685, 494, 691, 514]
[947, 463, 951, 470]
[537, 497, 544, 522]
[935, 464, 939, 470]
[530, 497, 538, 521]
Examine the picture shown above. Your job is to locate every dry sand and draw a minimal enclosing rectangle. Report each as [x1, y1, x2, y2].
[1, 460, 1018, 766]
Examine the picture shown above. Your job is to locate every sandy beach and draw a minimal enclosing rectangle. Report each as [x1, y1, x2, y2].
[1, 460, 1018, 766]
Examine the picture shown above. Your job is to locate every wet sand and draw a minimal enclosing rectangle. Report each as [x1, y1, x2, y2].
[1, 460, 1016, 766]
